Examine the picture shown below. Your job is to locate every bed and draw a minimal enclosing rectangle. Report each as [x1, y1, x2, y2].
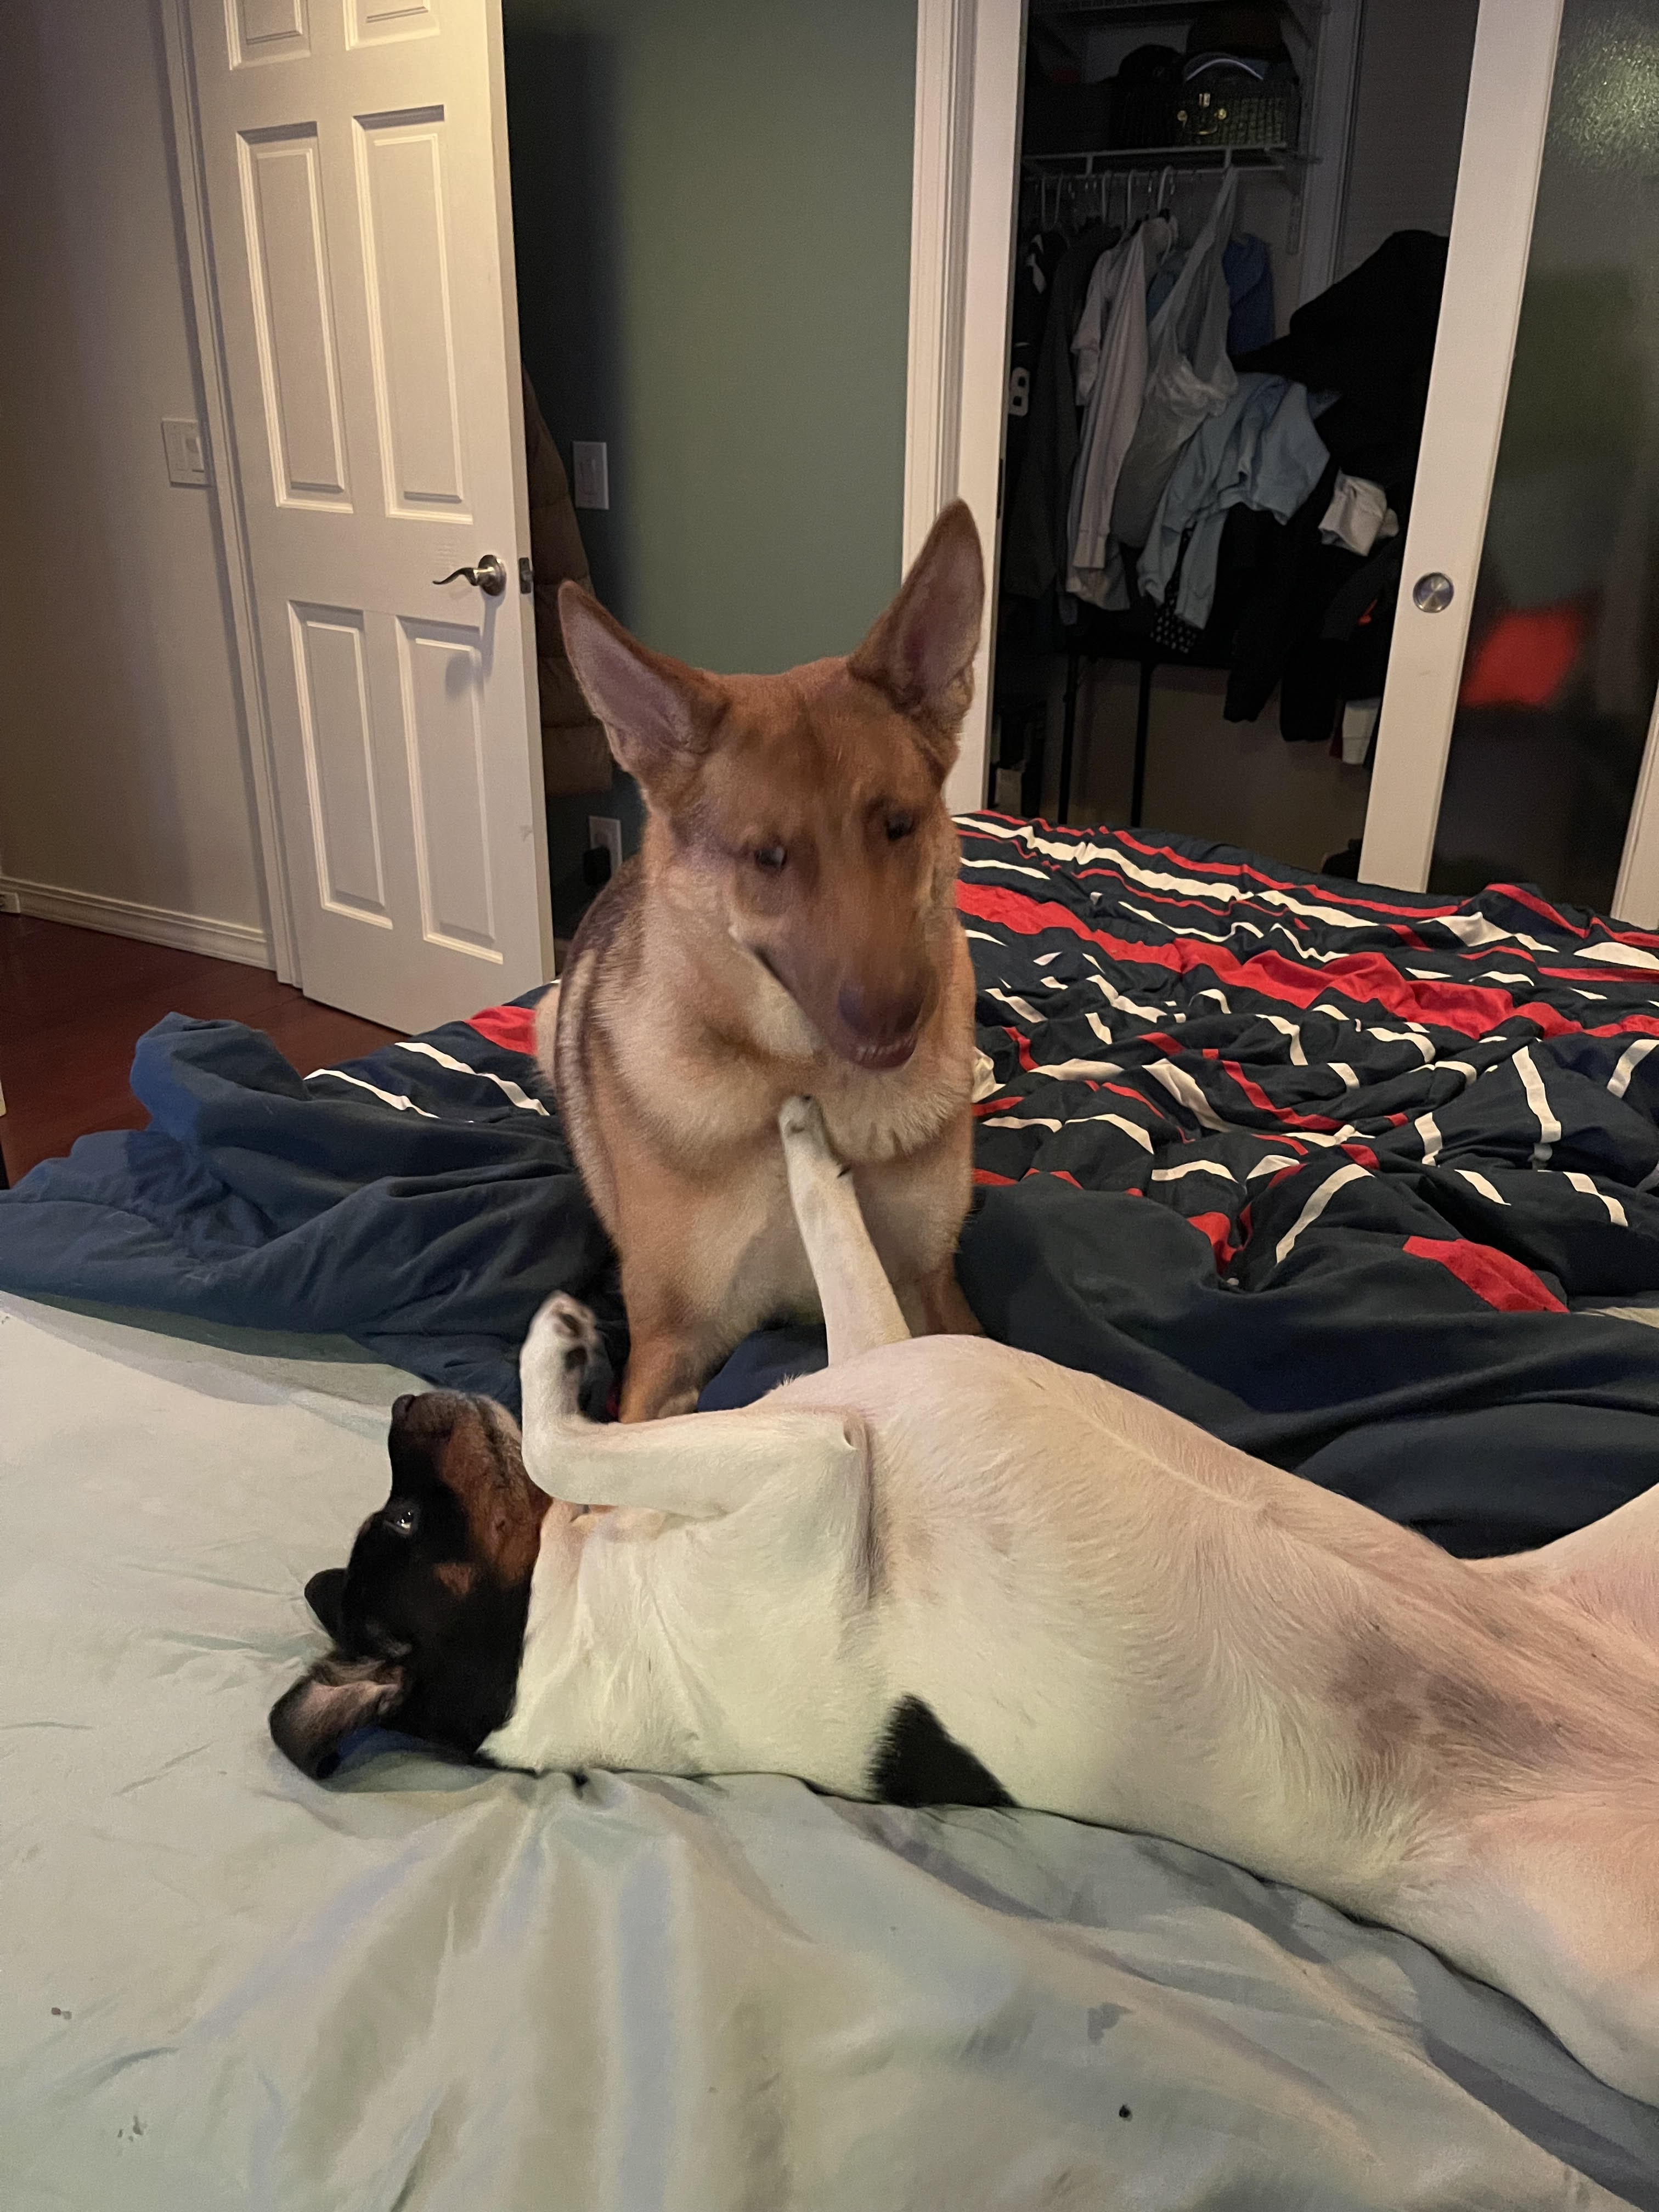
[5, 816, 1659, 2205]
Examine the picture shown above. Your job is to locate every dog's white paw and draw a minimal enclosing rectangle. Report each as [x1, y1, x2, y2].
[527, 1291, 599, 1375]
[778, 1094, 829, 1149]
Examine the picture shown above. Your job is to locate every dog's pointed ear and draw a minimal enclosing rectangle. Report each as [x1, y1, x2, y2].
[269, 1654, 407, 1781]
[558, 585, 720, 793]
[849, 500, 984, 766]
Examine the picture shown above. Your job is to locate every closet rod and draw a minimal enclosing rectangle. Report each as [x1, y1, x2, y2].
[1022, 145, 1311, 174]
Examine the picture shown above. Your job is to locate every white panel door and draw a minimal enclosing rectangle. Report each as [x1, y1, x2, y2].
[188, 0, 551, 1031]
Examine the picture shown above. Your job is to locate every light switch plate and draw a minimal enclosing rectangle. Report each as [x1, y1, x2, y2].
[572, 441, 610, 510]
[162, 417, 211, 488]
[587, 815, 623, 874]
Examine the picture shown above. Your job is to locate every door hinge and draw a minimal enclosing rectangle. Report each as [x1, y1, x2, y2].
[518, 556, 535, 595]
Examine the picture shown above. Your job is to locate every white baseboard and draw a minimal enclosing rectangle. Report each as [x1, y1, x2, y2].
[0, 876, 273, 969]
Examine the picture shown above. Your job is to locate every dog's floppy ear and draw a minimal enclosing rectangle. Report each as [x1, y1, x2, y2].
[269, 1654, 407, 1781]
[558, 585, 720, 793]
[849, 499, 984, 763]
[305, 1567, 347, 1642]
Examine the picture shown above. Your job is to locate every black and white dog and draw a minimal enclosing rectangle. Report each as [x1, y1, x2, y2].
[274, 1099, 1659, 2103]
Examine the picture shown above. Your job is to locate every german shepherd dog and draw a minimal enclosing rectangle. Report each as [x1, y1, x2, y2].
[544, 503, 986, 1420]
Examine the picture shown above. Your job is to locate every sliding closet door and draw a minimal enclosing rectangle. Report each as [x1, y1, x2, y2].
[1364, 0, 1659, 922]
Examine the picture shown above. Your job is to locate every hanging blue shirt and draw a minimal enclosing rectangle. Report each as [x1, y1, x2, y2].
[1223, 233, 1275, 355]
[1139, 373, 1330, 631]
[1147, 233, 1276, 353]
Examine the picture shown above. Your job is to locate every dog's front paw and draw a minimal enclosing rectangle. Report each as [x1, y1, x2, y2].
[527, 1291, 599, 1376]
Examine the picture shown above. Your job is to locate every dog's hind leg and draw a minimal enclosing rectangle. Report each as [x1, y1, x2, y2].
[779, 1096, 911, 1365]
[521, 1291, 864, 1518]
[1476, 1482, 1659, 1649]
[1423, 1799, 1659, 2104]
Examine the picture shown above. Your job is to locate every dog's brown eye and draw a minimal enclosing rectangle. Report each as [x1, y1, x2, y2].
[384, 1500, 419, 1538]
[886, 814, 915, 842]
[753, 845, 786, 873]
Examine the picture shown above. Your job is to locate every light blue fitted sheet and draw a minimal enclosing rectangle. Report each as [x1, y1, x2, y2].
[2, 1293, 1656, 2210]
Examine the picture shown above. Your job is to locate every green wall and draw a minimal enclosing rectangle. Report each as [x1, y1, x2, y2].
[504, 0, 917, 679]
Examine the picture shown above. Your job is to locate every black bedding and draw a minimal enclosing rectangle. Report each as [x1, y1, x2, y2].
[5, 814, 1659, 1554]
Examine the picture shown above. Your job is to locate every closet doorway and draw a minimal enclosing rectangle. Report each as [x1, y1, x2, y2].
[963, 0, 1659, 925]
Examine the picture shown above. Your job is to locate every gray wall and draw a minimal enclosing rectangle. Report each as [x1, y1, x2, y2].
[503, 0, 917, 931]
[1340, 0, 1479, 276]
[505, 0, 916, 671]
[0, 1, 266, 939]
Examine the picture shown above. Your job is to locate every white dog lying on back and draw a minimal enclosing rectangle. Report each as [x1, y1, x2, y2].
[273, 1099, 1659, 2104]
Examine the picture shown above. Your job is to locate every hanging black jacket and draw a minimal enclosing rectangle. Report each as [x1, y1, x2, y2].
[1235, 229, 1448, 509]
[1003, 221, 1116, 604]
[1216, 231, 1448, 733]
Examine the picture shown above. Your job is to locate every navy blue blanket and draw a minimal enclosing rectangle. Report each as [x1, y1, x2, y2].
[0, 1000, 625, 1413]
[5, 814, 1659, 1554]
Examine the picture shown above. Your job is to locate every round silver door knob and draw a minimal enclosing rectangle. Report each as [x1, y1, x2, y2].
[1412, 571, 1455, 613]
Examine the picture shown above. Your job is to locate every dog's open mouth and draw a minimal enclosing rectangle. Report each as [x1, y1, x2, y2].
[749, 945, 921, 1072]
[847, 1032, 918, 1071]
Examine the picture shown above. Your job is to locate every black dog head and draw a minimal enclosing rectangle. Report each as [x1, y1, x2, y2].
[269, 1392, 552, 1780]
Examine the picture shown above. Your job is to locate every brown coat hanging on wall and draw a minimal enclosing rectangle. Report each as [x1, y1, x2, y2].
[522, 366, 611, 798]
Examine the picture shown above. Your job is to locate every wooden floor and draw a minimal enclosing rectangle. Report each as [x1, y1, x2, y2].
[0, 915, 399, 1183]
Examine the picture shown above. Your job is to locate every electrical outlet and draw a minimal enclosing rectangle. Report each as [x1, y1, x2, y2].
[587, 816, 623, 874]
[161, 417, 211, 487]
[572, 441, 610, 510]
[0, 889, 20, 915]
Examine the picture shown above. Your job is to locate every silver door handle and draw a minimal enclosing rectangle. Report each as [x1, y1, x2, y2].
[433, 553, 507, 597]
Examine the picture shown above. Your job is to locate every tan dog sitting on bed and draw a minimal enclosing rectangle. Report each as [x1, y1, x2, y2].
[543, 502, 985, 1421]
[274, 1098, 1659, 2105]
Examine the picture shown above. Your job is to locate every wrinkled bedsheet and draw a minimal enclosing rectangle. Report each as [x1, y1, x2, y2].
[3, 1293, 1658, 2209]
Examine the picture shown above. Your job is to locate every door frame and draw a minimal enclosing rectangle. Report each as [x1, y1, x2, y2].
[905, 0, 1025, 818]
[159, 0, 299, 984]
[1293, 0, 1364, 306]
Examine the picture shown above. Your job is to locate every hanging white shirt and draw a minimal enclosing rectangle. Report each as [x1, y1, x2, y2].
[1067, 215, 1177, 608]
[1319, 472, 1399, 557]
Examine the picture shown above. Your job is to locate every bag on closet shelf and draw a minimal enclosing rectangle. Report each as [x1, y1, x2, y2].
[1110, 165, 1240, 550]
[1107, 43, 1182, 149]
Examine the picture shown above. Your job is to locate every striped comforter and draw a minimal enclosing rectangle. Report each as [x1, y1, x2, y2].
[956, 814, 1659, 1314]
[5, 812, 1659, 1548]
